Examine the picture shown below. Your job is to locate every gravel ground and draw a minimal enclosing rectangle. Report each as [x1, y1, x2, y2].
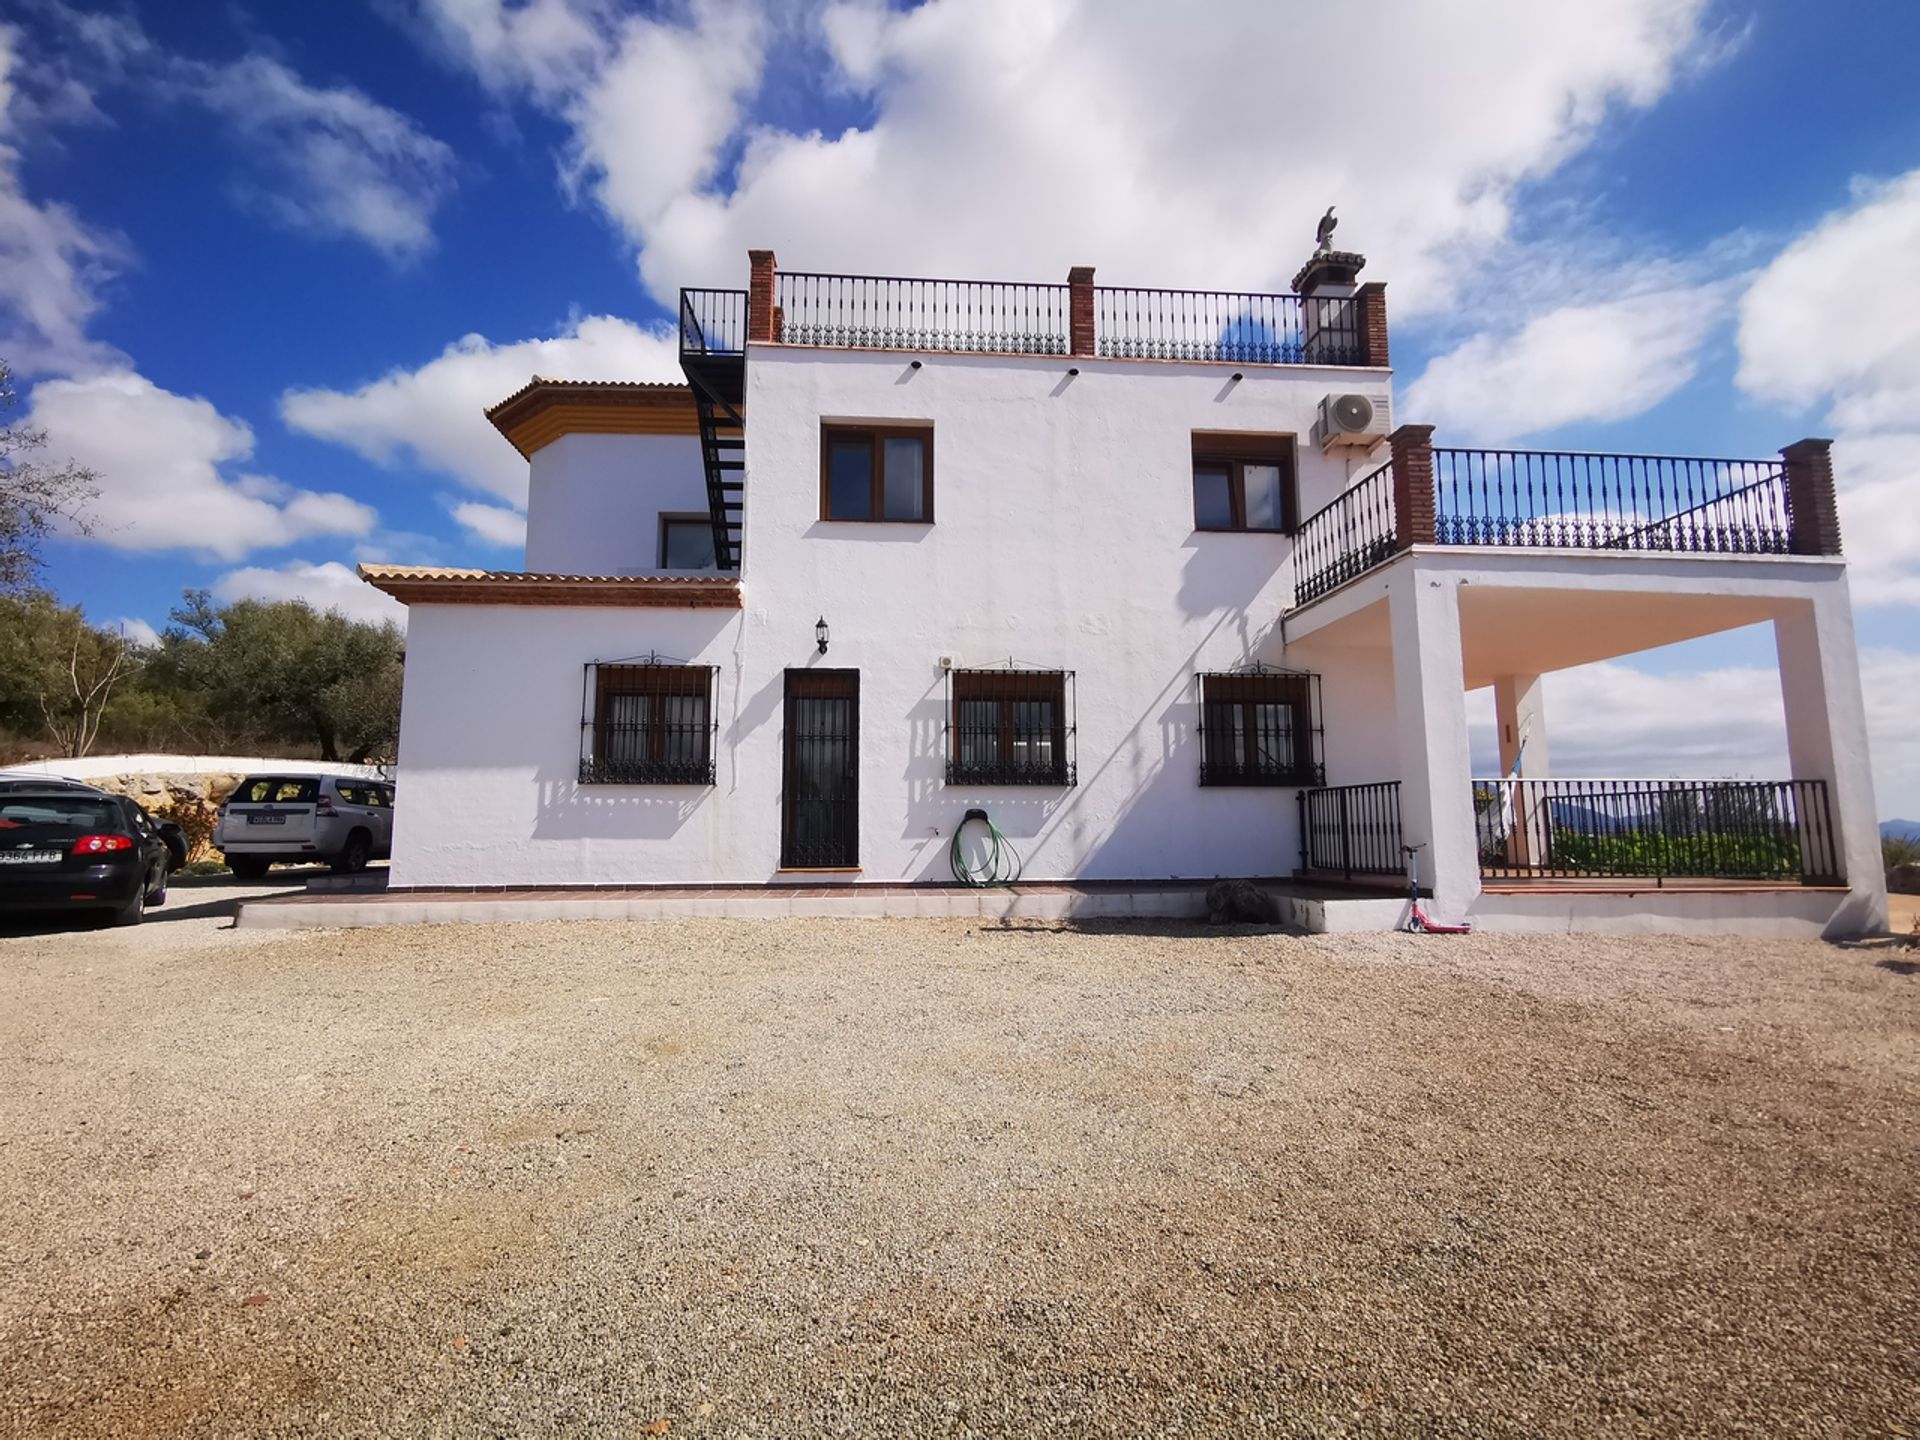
[0, 910, 1915, 1439]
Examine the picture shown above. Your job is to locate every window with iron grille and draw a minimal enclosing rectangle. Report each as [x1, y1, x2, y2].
[579, 659, 716, 784]
[945, 667, 1075, 786]
[1198, 667, 1322, 786]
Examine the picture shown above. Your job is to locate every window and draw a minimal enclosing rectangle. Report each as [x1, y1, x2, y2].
[660, 514, 718, 570]
[821, 425, 933, 522]
[1192, 434, 1296, 533]
[580, 663, 715, 784]
[1198, 669, 1321, 786]
[233, 777, 320, 804]
[945, 669, 1075, 786]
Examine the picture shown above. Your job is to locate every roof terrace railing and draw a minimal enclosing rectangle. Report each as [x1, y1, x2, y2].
[1095, 288, 1362, 366]
[776, 272, 1071, 355]
[679, 287, 749, 357]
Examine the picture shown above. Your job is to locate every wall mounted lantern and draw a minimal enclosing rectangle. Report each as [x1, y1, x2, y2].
[815, 616, 830, 654]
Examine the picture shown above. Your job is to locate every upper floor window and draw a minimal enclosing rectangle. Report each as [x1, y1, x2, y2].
[580, 661, 716, 785]
[660, 514, 717, 570]
[1198, 668, 1321, 786]
[945, 667, 1076, 786]
[1192, 434, 1296, 534]
[822, 424, 933, 522]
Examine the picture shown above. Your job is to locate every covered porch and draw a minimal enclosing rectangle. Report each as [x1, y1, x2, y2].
[1283, 544, 1886, 938]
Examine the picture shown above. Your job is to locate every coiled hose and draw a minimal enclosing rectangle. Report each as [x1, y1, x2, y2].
[950, 808, 1022, 887]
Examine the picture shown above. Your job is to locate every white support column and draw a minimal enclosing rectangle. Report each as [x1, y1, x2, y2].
[1493, 673, 1550, 869]
[1388, 564, 1480, 911]
[1773, 586, 1888, 937]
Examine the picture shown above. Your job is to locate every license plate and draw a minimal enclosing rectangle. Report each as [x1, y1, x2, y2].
[0, 851, 61, 865]
[247, 813, 288, 826]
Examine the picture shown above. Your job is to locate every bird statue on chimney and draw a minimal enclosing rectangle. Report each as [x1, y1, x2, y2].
[1315, 206, 1338, 253]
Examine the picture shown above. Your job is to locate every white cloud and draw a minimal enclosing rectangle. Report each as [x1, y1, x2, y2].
[1468, 648, 1920, 822]
[279, 314, 680, 506]
[25, 370, 377, 559]
[183, 54, 457, 260]
[113, 616, 159, 647]
[1735, 169, 1920, 608]
[1405, 279, 1733, 441]
[406, 0, 1714, 310]
[452, 500, 526, 547]
[213, 559, 407, 629]
[0, 23, 127, 374]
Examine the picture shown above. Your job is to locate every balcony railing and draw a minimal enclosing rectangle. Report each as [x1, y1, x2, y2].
[1094, 288, 1362, 366]
[1434, 449, 1792, 555]
[1298, 781, 1404, 880]
[777, 272, 1071, 355]
[680, 288, 748, 357]
[1293, 458, 1398, 607]
[1474, 777, 1839, 883]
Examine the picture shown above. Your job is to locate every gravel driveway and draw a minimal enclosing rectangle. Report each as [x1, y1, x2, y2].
[1, 910, 1914, 1437]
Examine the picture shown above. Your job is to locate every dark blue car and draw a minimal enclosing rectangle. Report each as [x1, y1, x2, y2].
[0, 788, 172, 926]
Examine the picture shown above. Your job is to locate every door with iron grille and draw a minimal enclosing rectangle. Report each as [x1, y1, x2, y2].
[782, 669, 859, 868]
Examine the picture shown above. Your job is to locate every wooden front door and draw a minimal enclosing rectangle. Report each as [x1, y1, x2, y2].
[782, 669, 859, 868]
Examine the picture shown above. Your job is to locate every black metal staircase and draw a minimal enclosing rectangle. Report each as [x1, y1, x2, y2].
[678, 288, 750, 571]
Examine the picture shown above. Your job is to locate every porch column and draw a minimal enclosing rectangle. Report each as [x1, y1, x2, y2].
[1773, 587, 1888, 936]
[1388, 563, 1481, 910]
[1493, 673, 1549, 867]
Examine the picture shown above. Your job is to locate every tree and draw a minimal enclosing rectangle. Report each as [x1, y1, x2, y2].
[0, 362, 97, 590]
[162, 591, 403, 762]
[0, 593, 135, 756]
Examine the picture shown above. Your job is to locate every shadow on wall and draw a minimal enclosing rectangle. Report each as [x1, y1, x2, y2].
[1177, 533, 1284, 640]
[532, 774, 708, 841]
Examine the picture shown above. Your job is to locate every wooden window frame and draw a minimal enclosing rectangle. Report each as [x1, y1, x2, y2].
[819, 424, 935, 524]
[580, 663, 716, 785]
[658, 512, 718, 570]
[945, 669, 1075, 787]
[1191, 433, 1297, 534]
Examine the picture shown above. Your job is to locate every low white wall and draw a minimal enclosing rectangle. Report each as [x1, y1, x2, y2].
[1, 755, 387, 781]
[1469, 889, 1859, 940]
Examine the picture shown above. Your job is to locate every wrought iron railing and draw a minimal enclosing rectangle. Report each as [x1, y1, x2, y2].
[1433, 450, 1792, 555]
[1094, 288, 1363, 365]
[1198, 666, 1323, 786]
[1473, 777, 1838, 883]
[1298, 782, 1403, 879]
[776, 272, 1070, 355]
[944, 666, 1077, 786]
[679, 288, 749, 357]
[579, 659, 717, 786]
[1292, 459, 1398, 606]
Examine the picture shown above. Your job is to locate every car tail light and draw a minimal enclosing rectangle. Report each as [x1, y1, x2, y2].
[316, 797, 337, 816]
[71, 834, 135, 855]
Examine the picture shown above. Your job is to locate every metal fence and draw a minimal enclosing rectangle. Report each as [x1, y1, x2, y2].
[1473, 777, 1838, 882]
[1094, 288, 1362, 365]
[1292, 458, 1398, 606]
[679, 288, 749, 357]
[1298, 782, 1403, 879]
[775, 272, 1071, 355]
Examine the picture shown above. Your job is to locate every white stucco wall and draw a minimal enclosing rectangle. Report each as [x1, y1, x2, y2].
[523, 432, 709, 574]
[392, 347, 1388, 887]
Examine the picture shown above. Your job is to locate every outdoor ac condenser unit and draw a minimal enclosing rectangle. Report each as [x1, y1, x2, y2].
[1313, 392, 1391, 453]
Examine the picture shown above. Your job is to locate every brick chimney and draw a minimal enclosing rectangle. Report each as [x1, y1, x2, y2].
[1292, 248, 1385, 367]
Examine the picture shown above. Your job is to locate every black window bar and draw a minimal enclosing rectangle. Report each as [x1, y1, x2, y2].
[579, 654, 717, 785]
[944, 663, 1077, 786]
[1197, 664, 1324, 787]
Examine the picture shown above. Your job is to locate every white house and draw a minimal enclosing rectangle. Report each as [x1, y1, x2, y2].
[362, 247, 1888, 937]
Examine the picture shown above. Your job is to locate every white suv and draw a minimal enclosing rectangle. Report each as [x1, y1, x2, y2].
[214, 774, 395, 877]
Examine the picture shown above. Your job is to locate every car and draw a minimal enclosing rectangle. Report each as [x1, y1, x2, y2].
[0, 774, 187, 871]
[213, 774, 395, 877]
[0, 788, 172, 926]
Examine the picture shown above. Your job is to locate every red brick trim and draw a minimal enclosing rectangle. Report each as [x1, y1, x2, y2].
[1389, 424, 1436, 548]
[748, 249, 777, 344]
[1068, 265, 1095, 357]
[1781, 437, 1842, 556]
[1356, 282, 1389, 368]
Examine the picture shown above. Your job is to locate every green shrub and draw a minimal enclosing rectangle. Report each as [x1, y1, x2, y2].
[1546, 826, 1803, 878]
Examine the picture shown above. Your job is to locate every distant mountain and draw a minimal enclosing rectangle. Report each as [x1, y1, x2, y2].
[1884, 819, 1920, 843]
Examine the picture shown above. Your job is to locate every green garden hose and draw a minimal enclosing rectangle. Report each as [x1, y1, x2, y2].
[950, 808, 1022, 887]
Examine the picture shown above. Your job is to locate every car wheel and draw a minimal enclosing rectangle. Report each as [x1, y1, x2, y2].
[228, 856, 270, 879]
[112, 884, 146, 927]
[332, 829, 371, 875]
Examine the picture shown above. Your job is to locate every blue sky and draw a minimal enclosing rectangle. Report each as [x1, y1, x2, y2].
[2, 0, 1917, 813]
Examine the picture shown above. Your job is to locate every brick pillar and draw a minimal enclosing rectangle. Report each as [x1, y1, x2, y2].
[1356, 281, 1389, 367]
[747, 249, 776, 343]
[1067, 265, 1095, 357]
[1389, 424, 1436, 549]
[1782, 437, 1842, 556]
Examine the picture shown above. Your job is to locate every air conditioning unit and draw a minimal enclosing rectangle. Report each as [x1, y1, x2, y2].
[1313, 392, 1390, 452]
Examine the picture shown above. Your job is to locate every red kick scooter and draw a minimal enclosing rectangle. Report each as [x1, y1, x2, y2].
[1402, 843, 1472, 934]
